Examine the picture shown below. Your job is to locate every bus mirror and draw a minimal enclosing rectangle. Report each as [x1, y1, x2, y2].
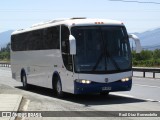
[129, 34, 142, 53]
[69, 35, 76, 55]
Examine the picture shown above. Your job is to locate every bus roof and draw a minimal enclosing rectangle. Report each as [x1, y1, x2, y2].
[12, 18, 124, 35]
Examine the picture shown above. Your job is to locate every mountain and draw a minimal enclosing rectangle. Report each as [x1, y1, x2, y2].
[133, 28, 160, 50]
[0, 30, 14, 49]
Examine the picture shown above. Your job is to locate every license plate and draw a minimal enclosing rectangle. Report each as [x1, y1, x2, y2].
[102, 87, 111, 91]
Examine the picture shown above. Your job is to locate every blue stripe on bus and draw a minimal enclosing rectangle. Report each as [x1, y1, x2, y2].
[74, 79, 132, 94]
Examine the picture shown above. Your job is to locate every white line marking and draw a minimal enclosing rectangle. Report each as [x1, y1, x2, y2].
[146, 99, 156, 101]
[111, 93, 160, 103]
[134, 84, 160, 88]
[145, 99, 160, 103]
[21, 99, 30, 120]
[22, 99, 30, 111]
[111, 93, 134, 98]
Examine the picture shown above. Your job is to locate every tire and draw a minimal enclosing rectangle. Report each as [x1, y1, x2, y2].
[21, 72, 29, 90]
[55, 78, 64, 98]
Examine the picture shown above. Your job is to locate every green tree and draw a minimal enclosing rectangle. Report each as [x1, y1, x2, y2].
[139, 50, 153, 60]
[153, 49, 160, 59]
[132, 50, 152, 61]
[0, 43, 10, 61]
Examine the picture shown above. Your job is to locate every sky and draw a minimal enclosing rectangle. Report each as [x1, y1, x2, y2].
[0, 0, 160, 33]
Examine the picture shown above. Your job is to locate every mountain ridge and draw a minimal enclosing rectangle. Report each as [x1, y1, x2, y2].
[133, 28, 160, 49]
[0, 30, 14, 49]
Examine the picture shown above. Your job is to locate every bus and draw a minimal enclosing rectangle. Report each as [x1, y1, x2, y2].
[11, 18, 142, 97]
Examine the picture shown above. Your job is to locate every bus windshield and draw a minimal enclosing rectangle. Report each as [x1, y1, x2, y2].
[71, 26, 131, 74]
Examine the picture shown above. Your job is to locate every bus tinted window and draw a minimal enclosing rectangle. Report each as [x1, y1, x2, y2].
[27, 30, 43, 50]
[61, 25, 73, 71]
[11, 33, 27, 51]
[43, 26, 60, 49]
[11, 26, 60, 51]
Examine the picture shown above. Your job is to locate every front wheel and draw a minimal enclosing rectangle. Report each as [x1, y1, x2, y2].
[55, 78, 64, 98]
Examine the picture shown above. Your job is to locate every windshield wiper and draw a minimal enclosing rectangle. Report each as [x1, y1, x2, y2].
[92, 51, 104, 71]
[91, 50, 121, 72]
[107, 52, 121, 71]
[92, 29, 124, 72]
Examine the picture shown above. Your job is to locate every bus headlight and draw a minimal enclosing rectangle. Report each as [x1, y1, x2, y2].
[76, 79, 91, 84]
[121, 77, 130, 82]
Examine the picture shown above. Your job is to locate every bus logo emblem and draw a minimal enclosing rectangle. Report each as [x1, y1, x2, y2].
[105, 78, 108, 83]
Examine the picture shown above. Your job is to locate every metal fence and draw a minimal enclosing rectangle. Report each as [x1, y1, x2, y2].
[132, 67, 160, 78]
[0, 62, 11, 67]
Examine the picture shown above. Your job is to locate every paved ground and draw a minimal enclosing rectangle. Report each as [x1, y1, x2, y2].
[116, 77, 160, 102]
[0, 94, 22, 111]
[0, 94, 22, 120]
[0, 67, 160, 120]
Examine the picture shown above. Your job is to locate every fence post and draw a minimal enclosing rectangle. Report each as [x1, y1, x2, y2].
[153, 72, 155, 78]
[143, 71, 145, 77]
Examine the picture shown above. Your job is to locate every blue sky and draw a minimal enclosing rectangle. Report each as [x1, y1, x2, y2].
[0, 0, 160, 33]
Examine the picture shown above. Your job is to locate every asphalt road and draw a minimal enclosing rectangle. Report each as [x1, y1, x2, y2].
[0, 67, 160, 120]
[116, 77, 160, 102]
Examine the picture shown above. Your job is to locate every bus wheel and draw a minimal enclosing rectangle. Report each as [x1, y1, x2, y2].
[55, 78, 64, 98]
[21, 73, 29, 90]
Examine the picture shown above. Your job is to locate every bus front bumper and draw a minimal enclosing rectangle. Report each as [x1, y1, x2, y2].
[74, 79, 132, 94]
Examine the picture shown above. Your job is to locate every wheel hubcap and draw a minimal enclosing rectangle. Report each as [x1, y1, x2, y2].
[57, 80, 61, 94]
[23, 76, 26, 87]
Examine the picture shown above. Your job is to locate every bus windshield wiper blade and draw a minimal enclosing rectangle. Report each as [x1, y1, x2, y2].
[109, 56, 121, 70]
[106, 51, 121, 71]
[92, 51, 104, 72]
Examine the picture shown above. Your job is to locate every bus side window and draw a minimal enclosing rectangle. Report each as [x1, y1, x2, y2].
[43, 26, 60, 49]
[61, 25, 73, 71]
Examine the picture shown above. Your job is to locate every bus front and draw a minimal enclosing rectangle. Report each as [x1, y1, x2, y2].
[70, 23, 132, 94]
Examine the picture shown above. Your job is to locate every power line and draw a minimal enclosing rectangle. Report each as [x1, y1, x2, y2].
[108, 0, 160, 5]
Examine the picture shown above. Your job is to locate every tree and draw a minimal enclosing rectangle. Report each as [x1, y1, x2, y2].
[132, 50, 153, 61]
[0, 42, 10, 61]
[140, 50, 153, 60]
[153, 49, 160, 59]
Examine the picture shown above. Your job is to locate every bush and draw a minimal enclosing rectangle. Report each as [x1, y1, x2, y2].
[132, 49, 160, 67]
[153, 49, 160, 59]
[0, 43, 10, 61]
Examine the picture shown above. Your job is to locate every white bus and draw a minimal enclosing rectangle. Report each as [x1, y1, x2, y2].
[11, 18, 141, 97]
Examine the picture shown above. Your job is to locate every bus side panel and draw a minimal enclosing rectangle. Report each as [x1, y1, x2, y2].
[11, 49, 75, 94]
[11, 51, 25, 82]
[59, 68, 76, 94]
[10, 50, 61, 88]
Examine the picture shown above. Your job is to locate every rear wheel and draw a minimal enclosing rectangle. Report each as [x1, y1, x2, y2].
[21, 73, 29, 90]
